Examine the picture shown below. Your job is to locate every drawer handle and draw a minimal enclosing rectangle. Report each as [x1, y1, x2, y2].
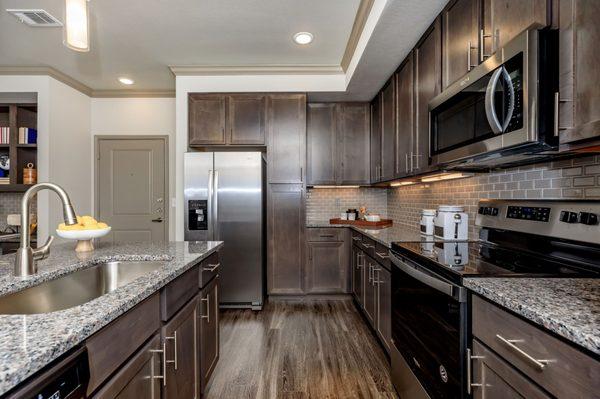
[363, 243, 374, 249]
[319, 234, 335, 238]
[352, 237, 362, 242]
[203, 263, 220, 272]
[375, 251, 389, 259]
[201, 294, 210, 323]
[496, 334, 549, 370]
[165, 332, 178, 370]
[466, 348, 484, 394]
[150, 344, 167, 386]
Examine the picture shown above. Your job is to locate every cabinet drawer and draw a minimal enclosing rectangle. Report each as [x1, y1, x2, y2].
[161, 265, 199, 321]
[359, 236, 376, 257]
[199, 251, 220, 288]
[373, 243, 391, 270]
[86, 293, 160, 395]
[351, 231, 363, 246]
[92, 334, 161, 399]
[472, 295, 600, 398]
[307, 228, 343, 242]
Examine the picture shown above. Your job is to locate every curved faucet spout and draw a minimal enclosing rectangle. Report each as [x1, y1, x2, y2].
[15, 183, 78, 277]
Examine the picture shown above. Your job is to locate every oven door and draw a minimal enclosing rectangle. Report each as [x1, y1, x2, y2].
[390, 252, 467, 399]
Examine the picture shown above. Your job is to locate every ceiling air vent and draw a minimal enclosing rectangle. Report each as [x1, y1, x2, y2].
[6, 9, 63, 27]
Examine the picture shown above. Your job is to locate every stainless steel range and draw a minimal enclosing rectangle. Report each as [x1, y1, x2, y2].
[389, 200, 600, 399]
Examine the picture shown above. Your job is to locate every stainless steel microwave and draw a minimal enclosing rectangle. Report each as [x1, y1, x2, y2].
[429, 26, 558, 169]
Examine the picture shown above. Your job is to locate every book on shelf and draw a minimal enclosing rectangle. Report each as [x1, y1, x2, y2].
[18, 127, 37, 144]
[0, 127, 9, 144]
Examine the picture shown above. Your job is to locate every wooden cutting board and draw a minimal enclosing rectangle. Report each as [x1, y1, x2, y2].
[329, 218, 393, 228]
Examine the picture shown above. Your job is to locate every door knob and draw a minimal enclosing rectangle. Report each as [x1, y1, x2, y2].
[152, 217, 164, 223]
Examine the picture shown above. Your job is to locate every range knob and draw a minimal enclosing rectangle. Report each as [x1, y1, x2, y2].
[560, 211, 578, 223]
[578, 212, 598, 226]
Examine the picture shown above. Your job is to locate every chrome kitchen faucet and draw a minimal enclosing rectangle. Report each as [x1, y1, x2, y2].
[14, 183, 77, 277]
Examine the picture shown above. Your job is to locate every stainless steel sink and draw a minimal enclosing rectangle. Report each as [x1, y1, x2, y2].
[0, 261, 165, 315]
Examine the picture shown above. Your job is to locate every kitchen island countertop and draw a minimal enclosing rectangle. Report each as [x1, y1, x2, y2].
[0, 240, 222, 395]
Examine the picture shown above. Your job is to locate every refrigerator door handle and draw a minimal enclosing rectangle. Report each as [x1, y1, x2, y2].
[207, 169, 214, 240]
[213, 170, 219, 240]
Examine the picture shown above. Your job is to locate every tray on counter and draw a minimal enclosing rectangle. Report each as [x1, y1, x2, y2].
[328, 218, 393, 228]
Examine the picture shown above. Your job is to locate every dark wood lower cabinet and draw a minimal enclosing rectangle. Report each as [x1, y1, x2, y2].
[92, 334, 162, 399]
[351, 246, 364, 307]
[162, 296, 199, 399]
[305, 229, 349, 294]
[199, 276, 220, 394]
[374, 266, 391, 353]
[363, 256, 377, 326]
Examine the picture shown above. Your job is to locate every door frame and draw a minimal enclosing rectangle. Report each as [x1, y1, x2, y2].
[94, 135, 170, 241]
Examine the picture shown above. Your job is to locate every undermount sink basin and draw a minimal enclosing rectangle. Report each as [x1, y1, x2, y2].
[0, 261, 165, 315]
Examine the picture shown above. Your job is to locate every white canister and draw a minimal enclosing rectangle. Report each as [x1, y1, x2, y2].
[420, 209, 436, 236]
[340, 212, 348, 220]
[434, 205, 469, 240]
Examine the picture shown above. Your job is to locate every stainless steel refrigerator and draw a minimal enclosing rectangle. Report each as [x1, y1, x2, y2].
[184, 152, 264, 309]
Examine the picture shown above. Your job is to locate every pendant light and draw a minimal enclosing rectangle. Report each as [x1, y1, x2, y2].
[64, 0, 90, 52]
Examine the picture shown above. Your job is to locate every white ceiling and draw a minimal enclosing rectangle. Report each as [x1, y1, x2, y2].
[0, 0, 360, 91]
[0, 0, 446, 99]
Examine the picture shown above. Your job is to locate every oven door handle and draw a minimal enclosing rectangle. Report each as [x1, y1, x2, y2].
[390, 253, 466, 302]
[485, 67, 505, 134]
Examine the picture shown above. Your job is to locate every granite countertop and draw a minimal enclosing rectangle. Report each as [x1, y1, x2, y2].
[0, 240, 223, 395]
[307, 220, 423, 247]
[464, 278, 600, 356]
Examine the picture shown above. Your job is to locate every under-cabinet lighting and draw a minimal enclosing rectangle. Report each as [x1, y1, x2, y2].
[64, 0, 89, 52]
[420, 172, 472, 183]
[312, 185, 360, 189]
[390, 181, 416, 187]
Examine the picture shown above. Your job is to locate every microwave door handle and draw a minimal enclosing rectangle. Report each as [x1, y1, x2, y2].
[501, 67, 515, 132]
[485, 67, 504, 134]
[390, 253, 466, 302]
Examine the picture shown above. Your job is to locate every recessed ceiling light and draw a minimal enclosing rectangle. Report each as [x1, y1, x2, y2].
[118, 77, 134, 85]
[293, 32, 313, 45]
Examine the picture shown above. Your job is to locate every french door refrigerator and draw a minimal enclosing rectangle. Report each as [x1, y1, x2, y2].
[184, 152, 264, 309]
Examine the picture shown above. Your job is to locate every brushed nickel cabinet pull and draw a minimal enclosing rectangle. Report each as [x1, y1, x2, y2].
[480, 29, 493, 61]
[496, 334, 549, 370]
[352, 236, 362, 242]
[201, 294, 211, 323]
[466, 348, 484, 394]
[363, 243, 375, 249]
[165, 332, 178, 370]
[150, 344, 168, 386]
[375, 251, 389, 260]
[203, 263, 220, 272]
[319, 234, 335, 238]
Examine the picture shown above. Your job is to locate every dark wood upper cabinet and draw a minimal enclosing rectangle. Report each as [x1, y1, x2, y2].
[442, 0, 480, 89]
[414, 16, 442, 173]
[267, 183, 305, 295]
[337, 103, 370, 185]
[558, 0, 600, 145]
[307, 103, 337, 185]
[228, 95, 266, 145]
[395, 55, 414, 177]
[483, 0, 550, 54]
[370, 94, 382, 183]
[267, 94, 307, 184]
[189, 94, 227, 146]
[381, 78, 396, 181]
[198, 276, 219, 394]
[162, 297, 199, 399]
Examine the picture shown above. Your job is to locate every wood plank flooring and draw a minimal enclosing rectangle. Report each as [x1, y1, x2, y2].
[205, 298, 398, 399]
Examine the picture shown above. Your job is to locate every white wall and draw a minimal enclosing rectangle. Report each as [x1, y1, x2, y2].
[90, 97, 176, 239]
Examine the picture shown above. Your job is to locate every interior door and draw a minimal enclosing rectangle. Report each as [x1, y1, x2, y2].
[97, 138, 167, 242]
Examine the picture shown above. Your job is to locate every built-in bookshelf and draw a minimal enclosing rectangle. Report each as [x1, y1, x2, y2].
[0, 104, 38, 192]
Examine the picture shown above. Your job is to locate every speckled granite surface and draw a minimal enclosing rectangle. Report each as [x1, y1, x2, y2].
[464, 278, 600, 355]
[0, 240, 223, 395]
[306, 221, 426, 247]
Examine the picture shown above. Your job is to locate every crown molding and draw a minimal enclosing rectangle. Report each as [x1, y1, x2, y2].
[0, 66, 93, 96]
[91, 89, 175, 98]
[169, 64, 343, 76]
[341, 0, 375, 72]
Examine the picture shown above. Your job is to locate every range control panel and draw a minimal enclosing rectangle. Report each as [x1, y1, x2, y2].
[188, 200, 208, 231]
[507, 206, 551, 222]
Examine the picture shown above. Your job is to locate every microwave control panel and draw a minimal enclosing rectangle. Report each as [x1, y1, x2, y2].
[188, 200, 208, 230]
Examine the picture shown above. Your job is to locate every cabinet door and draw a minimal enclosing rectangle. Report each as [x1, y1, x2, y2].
[267, 94, 307, 183]
[471, 340, 551, 399]
[307, 103, 336, 185]
[189, 94, 226, 146]
[370, 95, 382, 182]
[267, 183, 305, 294]
[375, 266, 391, 353]
[559, 0, 600, 145]
[199, 276, 219, 393]
[381, 78, 396, 181]
[162, 297, 198, 399]
[363, 257, 377, 327]
[395, 55, 414, 177]
[414, 17, 441, 173]
[338, 103, 370, 185]
[351, 246, 364, 307]
[483, 0, 549, 53]
[306, 241, 347, 294]
[228, 95, 266, 145]
[442, 0, 480, 89]
[92, 335, 161, 399]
